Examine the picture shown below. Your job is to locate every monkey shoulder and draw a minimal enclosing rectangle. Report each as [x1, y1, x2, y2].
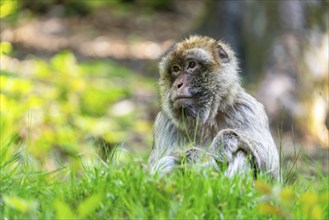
[226, 91, 269, 130]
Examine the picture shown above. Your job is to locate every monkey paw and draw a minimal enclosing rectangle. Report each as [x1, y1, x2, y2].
[185, 148, 200, 163]
[151, 156, 177, 175]
[185, 147, 210, 163]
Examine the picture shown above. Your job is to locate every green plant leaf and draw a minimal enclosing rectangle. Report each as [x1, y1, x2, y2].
[54, 200, 77, 219]
[3, 195, 38, 213]
[0, 42, 13, 55]
[78, 193, 103, 218]
[0, 1, 18, 19]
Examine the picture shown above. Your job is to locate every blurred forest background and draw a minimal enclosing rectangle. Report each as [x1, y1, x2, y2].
[1, 0, 328, 173]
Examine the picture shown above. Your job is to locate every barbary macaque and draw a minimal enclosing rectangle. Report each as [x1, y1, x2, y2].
[149, 35, 279, 179]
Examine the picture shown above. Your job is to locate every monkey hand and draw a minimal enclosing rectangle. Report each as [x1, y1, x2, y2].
[211, 129, 251, 161]
[211, 129, 254, 177]
[185, 147, 203, 163]
[185, 147, 219, 171]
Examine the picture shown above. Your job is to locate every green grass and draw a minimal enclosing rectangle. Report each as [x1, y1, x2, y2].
[1, 139, 328, 219]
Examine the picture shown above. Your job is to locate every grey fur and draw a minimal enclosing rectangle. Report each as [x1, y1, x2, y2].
[149, 36, 280, 180]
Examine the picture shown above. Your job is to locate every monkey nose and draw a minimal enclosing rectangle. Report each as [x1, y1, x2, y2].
[177, 82, 183, 89]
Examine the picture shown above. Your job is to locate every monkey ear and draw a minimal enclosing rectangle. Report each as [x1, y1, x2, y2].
[217, 44, 230, 63]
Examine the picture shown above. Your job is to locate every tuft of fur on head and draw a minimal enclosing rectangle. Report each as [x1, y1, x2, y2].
[159, 35, 242, 130]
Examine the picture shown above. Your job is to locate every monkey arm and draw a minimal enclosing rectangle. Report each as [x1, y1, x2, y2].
[209, 129, 257, 177]
[148, 112, 183, 173]
[225, 150, 253, 178]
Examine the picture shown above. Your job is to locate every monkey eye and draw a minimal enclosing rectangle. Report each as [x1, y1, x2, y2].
[172, 65, 180, 73]
[188, 61, 196, 69]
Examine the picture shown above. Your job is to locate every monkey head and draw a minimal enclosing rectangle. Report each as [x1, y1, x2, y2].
[158, 35, 241, 129]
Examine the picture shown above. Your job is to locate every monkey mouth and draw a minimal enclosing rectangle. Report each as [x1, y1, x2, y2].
[172, 96, 193, 108]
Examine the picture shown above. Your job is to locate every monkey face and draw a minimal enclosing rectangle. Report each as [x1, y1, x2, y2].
[170, 60, 200, 109]
[168, 57, 212, 118]
[159, 36, 238, 128]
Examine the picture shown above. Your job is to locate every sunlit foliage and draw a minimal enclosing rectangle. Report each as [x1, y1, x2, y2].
[0, 42, 154, 170]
